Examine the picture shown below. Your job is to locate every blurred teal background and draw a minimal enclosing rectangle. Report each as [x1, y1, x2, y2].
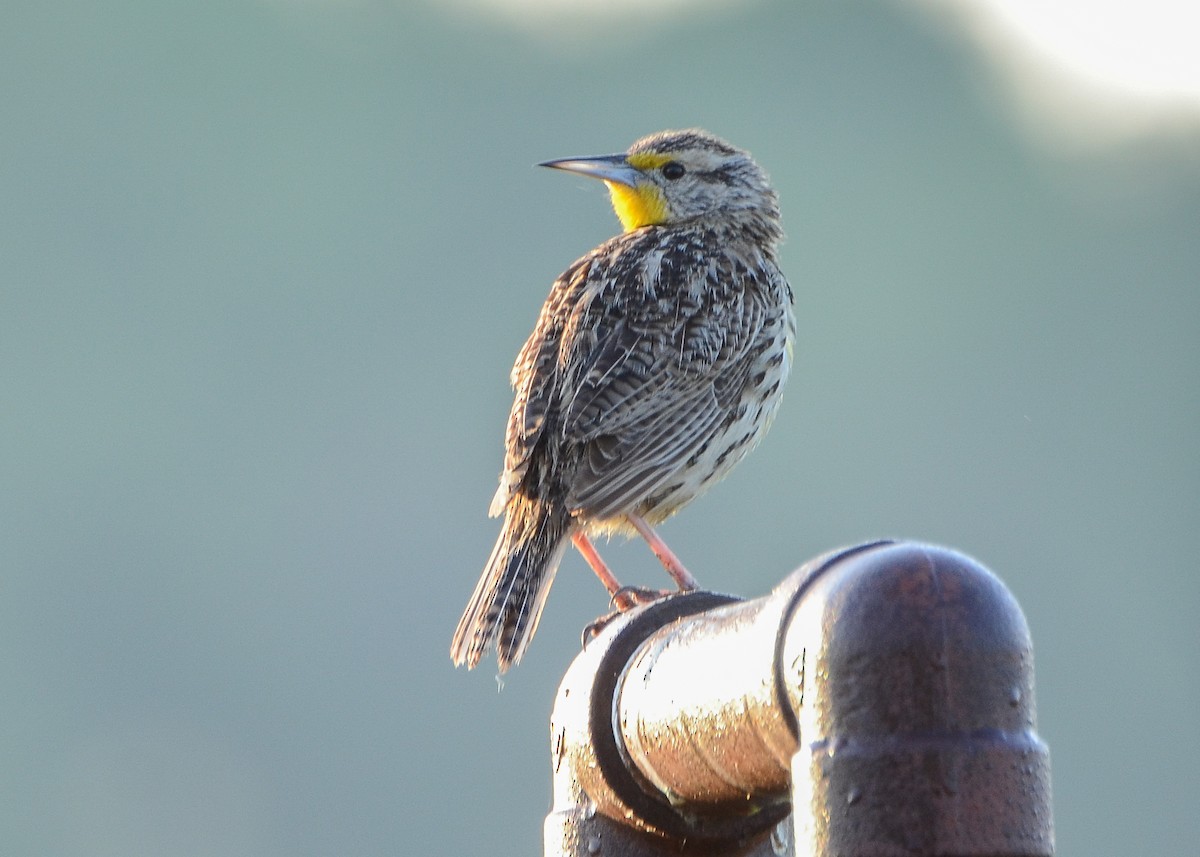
[3, 0, 1197, 854]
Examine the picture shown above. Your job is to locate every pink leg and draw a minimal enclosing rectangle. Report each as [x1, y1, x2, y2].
[573, 531, 667, 611]
[572, 531, 623, 596]
[626, 512, 699, 591]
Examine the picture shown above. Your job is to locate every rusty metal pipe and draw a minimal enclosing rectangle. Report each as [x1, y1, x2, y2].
[545, 541, 1054, 856]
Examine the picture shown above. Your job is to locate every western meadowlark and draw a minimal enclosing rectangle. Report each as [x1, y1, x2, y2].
[450, 129, 795, 672]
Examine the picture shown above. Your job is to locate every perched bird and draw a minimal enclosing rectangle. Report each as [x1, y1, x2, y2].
[450, 129, 795, 672]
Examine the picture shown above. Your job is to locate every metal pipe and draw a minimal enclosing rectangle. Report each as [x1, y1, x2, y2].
[544, 541, 1054, 856]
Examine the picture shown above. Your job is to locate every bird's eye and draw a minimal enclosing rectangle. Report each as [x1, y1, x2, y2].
[661, 161, 686, 180]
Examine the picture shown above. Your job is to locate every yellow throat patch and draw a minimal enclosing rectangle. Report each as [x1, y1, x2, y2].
[606, 183, 668, 231]
[606, 153, 673, 231]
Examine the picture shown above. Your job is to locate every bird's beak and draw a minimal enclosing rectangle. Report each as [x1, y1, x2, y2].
[538, 154, 641, 188]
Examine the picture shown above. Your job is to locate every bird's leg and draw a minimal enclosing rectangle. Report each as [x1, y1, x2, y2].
[626, 512, 699, 591]
[572, 531, 666, 611]
[571, 531, 623, 596]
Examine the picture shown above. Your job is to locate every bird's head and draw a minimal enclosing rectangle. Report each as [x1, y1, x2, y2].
[540, 129, 781, 237]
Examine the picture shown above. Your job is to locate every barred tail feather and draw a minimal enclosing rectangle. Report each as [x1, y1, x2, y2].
[450, 497, 573, 672]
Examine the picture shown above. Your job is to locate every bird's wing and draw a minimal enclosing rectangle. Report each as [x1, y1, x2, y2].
[559, 246, 772, 520]
[489, 257, 592, 517]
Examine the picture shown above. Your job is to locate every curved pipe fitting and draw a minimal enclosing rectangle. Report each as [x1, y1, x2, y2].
[780, 542, 1054, 856]
[545, 541, 1053, 856]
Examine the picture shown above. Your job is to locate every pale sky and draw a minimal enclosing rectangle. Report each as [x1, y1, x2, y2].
[922, 0, 1200, 150]
[438, 0, 1200, 152]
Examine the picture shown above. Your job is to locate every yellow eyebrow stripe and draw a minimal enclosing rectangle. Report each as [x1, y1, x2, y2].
[626, 152, 674, 171]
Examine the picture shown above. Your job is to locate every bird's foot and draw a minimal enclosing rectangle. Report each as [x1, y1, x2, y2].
[581, 586, 674, 648]
[581, 613, 617, 646]
[611, 585, 672, 611]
